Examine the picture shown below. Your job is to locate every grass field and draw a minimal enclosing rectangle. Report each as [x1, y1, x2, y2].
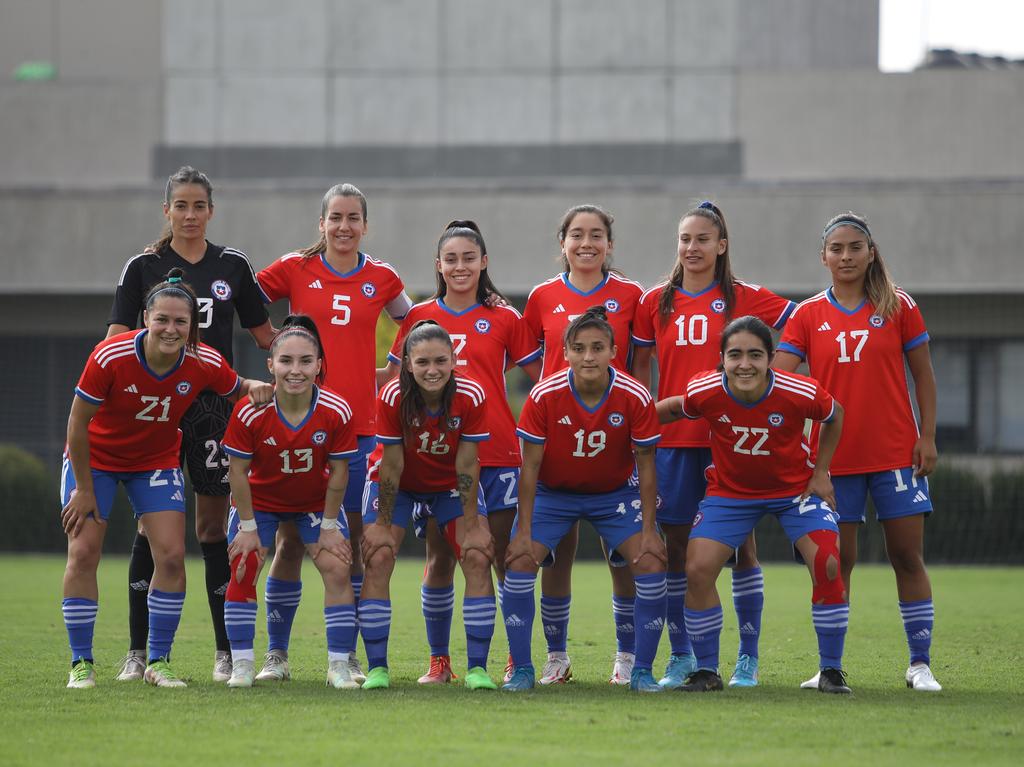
[1, 556, 1020, 766]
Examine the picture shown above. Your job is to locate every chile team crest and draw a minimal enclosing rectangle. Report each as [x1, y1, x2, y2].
[768, 412, 784, 427]
[312, 430, 327, 445]
[447, 416, 462, 429]
[869, 314, 885, 328]
[474, 318, 491, 334]
[176, 381, 192, 395]
[361, 282, 376, 298]
[607, 412, 624, 427]
[604, 298, 620, 313]
[710, 298, 726, 314]
[211, 279, 232, 301]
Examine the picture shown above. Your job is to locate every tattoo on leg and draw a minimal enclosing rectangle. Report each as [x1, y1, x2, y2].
[378, 479, 397, 526]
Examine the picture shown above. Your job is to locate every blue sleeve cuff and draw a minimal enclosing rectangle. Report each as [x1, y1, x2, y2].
[904, 332, 929, 352]
[630, 335, 656, 348]
[776, 341, 805, 360]
[774, 302, 797, 329]
[74, 387, 103, 405]
[222, 445, 252, 459]
[516, 428, 545, 445]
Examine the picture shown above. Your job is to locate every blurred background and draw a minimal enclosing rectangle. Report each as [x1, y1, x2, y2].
[1, 0, 1020, 560]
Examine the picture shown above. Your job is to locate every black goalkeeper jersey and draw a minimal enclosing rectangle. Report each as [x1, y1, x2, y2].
[107, 242, 269, 366]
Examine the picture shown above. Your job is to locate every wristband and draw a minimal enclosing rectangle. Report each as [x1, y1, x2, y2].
[320, 517, 339, 531]
[238, 518, 258, 533]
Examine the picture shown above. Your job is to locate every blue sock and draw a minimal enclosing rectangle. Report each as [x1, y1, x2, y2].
[463, 595, 496, 669]
[62, 597, 98, 663]
[264, 577, 301, 653]
[502, 571, 536, 669]
[611, 595, 636, 654]
[325, 604, 357, 657]
[732, 567, 764, 658]
[148, 589, 185, 662]
[685, 604, 723, 671]
[347, 575, 363, 653]
[540, 594, 571, 653]
[633, 574, 667, 671]
[421, 584, 454, 656]
[359, 599, 391, 670]
[812, 603, 849, 669]
[899, 598, 934, 666]
[666, 572, 692, 655]
[224, 600, 257, 654]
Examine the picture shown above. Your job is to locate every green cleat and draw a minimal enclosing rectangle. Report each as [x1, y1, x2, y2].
[67, 660, 96, 689]
[144, 658, 187, 688]
[361, 666, 390, 690]
[465, 666, 498, 690]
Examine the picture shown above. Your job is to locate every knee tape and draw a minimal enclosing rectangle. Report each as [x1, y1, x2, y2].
[226, 552, 259, 602]
[808, 530, 845, 605]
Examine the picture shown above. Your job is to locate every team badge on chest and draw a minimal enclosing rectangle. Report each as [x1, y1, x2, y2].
[312, 430, 328, 445]
[361, 282, 376, 298]
[607, 412, 624, 427]
[869, 314, 885, 328]
[710, 298, 726, 314]
[474, 318, 491, 334]
[768, 412, 784, 427]
[176, 381, 192, 395]
[604, 298, 620, 313]
[211, 280, 232, 301]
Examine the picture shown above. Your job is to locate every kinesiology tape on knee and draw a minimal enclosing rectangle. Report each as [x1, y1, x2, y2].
[808, 530, 845, 605]
[226, 552, 259, 602]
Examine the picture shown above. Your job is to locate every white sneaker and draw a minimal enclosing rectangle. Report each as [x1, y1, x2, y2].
[327, 659, 359, 689]
[609, 651, 635, 685]
[67, 661, 96, 689]
[255, 650, 291, 682]
[906, 663, 942, 691]
[115, 651, 146, 681]
[227, 658, 255, 688]
[348, 655, 366, 684]
[800, 671, 820, 689]
[143, 659, 187, 688]
[212, 650, 233, 683]
[538, 652, 572, 685]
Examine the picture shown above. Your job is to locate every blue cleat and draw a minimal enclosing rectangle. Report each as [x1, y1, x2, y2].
[658, 652, 698, 689]
[629, 667, 664, 693]
[728, 653, 759, 687]
[501, 665, 536, 692]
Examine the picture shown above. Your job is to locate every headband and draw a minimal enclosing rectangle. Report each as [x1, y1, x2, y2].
[147, 285, 194, 307]
[822, 218, 871, 243]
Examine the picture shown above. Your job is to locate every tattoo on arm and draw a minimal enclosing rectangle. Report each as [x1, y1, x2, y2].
[457, 472, 474, 508]
[378, 477, 397, 526]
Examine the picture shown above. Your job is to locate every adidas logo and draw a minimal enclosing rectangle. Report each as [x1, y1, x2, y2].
[267, 609, 284, 623]
[552, 304, 566, 314]
[718, 414, 731, 423]
[643, 617, 664, 631]
[214, 583, 228, 596]
[171, 490, 184, 502]
[739, 621, 757, 635]
[264, 436, 277, 446]
[619, 623, 635, 634]
[504, 613, 525, 627]
[558, 415, 572, 426]
[543, 625, 560, 636]
[308, 280, 323, 289]
[129, 579, 150, 592]
[124, 384, 139, 393]
[817, 322, 832, 332]
[666, 622, 681, 633]
[911, 628, 931, 640]
[913, 491, 928, 503]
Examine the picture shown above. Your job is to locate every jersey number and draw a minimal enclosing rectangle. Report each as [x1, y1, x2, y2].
[331, 294, 351, 326]
[498, 471, 518, 506]
[450, 334, 468, 367]
[279, 448, 313, 474]
[674, 314, 709, 346]
[835, 330, 868, 363]
[417, 432, 450, 455]
[732, 426, 770, 455]
[571, 429, 606, 458]
[892, 469, 920, 493]
[197, 298, 214, 329]
[205, 439, 229, 469]
[136, 396, 171, 422]
[149, 468, 183, 487]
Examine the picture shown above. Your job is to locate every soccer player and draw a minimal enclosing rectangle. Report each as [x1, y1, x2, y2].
[107, 166, 274, 683]
[381, 221, 542, 684]
[359, 321, 496, 690]
[255, 183, 413, 683]
[658, 316, 850, 694]
[503, 306, 668, 693]
[522, 205, 646, 685]
[62, 269, 272, 688]
[631, 201, 796, 688]
[221, 315, 361, 689]
[774, 212, 942, 692]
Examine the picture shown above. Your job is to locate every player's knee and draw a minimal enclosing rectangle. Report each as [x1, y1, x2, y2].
[684, 556, 717, 589]
[275, 533, 305, 563]
[460, 547, 490, 576]
[365, 547, 396, 577]
[425, 550, 457, 581]
[809, 530, 846, 605]
[226, 552, 259, 602]
[887, 545, 925, 577]
[66, 540, 101, 575]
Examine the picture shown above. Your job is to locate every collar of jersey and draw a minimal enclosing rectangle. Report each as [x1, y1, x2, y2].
[675, 280, 718, 299]
[165, 240, 215, 265]
[275, 386, 319, 431]
[319, 252, 365, 278]
[437, 298, 481, 317]
[135, 330, 185, 381]
[825, 287, 867, 315]
[722, 369, 775, 409]
[560, 271, 609, 298]
[568, 367, 614, 413]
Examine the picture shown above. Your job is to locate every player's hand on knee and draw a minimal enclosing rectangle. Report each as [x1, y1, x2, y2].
[360, 522, 396, 564]
[313, 528, 352, 565]
[633, 530, 668, 568]
[459, 518, 494, 565]
[62, 489, 101, 538]
[801, 471, 836, 515]
[504, 532, 537, 570]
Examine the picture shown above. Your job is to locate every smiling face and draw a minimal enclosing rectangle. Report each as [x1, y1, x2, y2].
[268, 334, 321, 398]
[822, 225, 874, 288]
[721, 330, 771, 399]
[319, 194, 367, 258]
[561, 211, 612, 276]
[407, 337, 455, 397]
[677, 214, 726, 281]
[163, 183, 213, 245]
[437, 235, 486, 300]
[143, 295, 194, 357]
[564, 325, 616, 386]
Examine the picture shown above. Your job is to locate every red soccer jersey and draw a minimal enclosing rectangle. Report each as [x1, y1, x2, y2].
[74, 330, 240, 472]
[524, 272, 644, 377]
[257, 252, 408, 436]
[682, 369, 836, 500]
[222, 387, 359, 514]
[632, 280, 795, 448]
[387, 299, 541, 467]
[517, 367, 661, 494]
[777, 287, 929, 475]
[367, 375, 489, 493]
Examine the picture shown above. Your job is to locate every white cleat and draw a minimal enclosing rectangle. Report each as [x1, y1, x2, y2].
[67, 661, 96, 689]
[327, 659, 360, 689]
[906, 664, 942, 691]
[800, 671, 821, 689]
[255, 650, 291, 682]
[538, 652, 572, 685]
[609, 652, 635, 686]
[213, 650, 233, 683]
[143, 659, 187, 688]
[115, 651, 146, 681]
[227, 658, 255, 688]
[348, 655, 367, 684]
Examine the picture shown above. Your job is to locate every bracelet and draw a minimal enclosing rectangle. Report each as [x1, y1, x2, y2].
[238, 518, 258, 533]
[320, 517, 339, 530]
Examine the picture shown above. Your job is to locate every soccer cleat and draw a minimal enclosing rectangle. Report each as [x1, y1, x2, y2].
[501, 666, 536, 692]
[348, 655, 367, 684]
[115, 651, 146, 681]
[679, 669, 724, 692]
[255, 649, 291, 682]
[144, 658, 187, 688]
[728, 653, 759, 688]
[629, 668, 664, 693]
[503, 654, 514, 684]
[658, 652, 698, 689]
[818, 667, 852, 695]
[800, 670, 821, 689]
[465, 666, 498, 690]
[326, 659, 360, 689]
[361, 666, 390, 690]
[67, 660, 96, 689]
[906, 664, 942, 692]
[417, 654, 456, 685]
[227, 658, 255, 688]
[538, 652, 572, 685]
[609, 651, 635, 686]
[212, 650, 233, 683]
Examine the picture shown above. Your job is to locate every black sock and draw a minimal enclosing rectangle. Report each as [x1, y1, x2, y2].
[128, 532, 154, 652]
[201, 539, 232, 652]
